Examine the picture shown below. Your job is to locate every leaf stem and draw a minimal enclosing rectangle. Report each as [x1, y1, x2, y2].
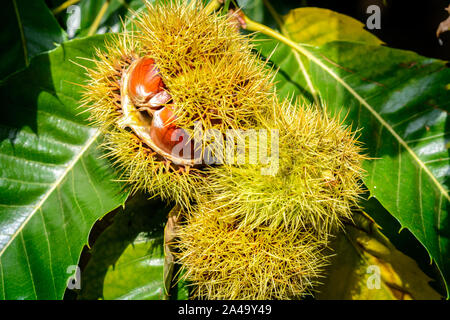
[204, 0, 223, 15]
[261, 0, 320, 107]
[87, 0, 111, 36]
[243, 16, 315, 67]
[12, 0, 28, 67]
[52, 0, 81, 15]
[243, 15, 323, 105]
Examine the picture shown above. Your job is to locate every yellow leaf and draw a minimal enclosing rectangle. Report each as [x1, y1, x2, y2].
[316, 214, 442, 300]
[282, 7, 383, 46]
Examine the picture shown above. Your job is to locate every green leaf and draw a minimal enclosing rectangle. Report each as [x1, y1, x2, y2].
[249, 6, 383, 106]
[0, 0, 66, 79]
[103, 237, 165, 300]
[263, 6, 383, 47]
[281, 7, 382, 46]
[236, 0, 279, 29]
[316, 213, 443, 300]
[251, 7, 450, 295]
[0, 35, 128, 300]
[74, 0, 146, 37]
[78, 195, 188, 300]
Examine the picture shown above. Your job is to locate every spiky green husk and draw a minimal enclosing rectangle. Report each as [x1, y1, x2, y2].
[80, 0, 367, 300]
[81, 1, 275, 207]
[201, 100, 366, 237]
[175, 205, 329, 300]
[103, 128, 204, 208]
[135, 0, 275, 133]
[81, 32, 140, 132]
[80, 31, 202, 205]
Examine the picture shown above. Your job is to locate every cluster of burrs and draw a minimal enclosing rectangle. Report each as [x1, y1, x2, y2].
[82, 0, 365, 299]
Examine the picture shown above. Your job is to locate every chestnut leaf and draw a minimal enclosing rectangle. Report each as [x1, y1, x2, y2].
[0, 35, 128, 299]
[254, 7, 450, 297]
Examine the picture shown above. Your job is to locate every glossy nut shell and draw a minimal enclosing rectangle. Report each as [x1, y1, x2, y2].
[127, 57, 165, 107]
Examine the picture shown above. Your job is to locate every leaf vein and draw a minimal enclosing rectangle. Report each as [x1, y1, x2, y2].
[20, 232, 37, 299]
[0, 130, 100, 256]
[39, 208, 57, 299]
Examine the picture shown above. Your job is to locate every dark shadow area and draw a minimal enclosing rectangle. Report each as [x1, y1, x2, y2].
[0, 53, 52, 144]
[0, 1, 27, 79]
[244, 1, 449, 60]
[66, 193, 173, 300]
[310, 0, 450, 61]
